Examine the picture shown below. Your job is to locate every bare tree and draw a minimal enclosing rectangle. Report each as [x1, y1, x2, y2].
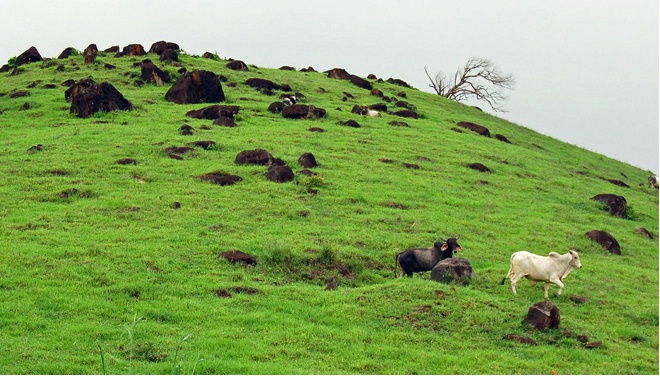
[425, 57, 514, 112]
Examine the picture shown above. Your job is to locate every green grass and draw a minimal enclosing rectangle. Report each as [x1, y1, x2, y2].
[0, 50, 657, 374]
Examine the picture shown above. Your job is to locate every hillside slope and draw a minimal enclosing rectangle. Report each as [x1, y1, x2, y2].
[0, 44, 657, 374]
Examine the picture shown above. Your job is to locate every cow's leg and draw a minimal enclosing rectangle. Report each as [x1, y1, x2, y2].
[543, 282, 550, 299]
[510, 273, 525, 294]
[551, 278, 565, 297]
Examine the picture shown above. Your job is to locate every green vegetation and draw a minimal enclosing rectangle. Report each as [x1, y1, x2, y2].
[0, 49, 657, 374]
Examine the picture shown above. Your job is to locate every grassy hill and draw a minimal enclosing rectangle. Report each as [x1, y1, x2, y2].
[0, 46, 657, 374]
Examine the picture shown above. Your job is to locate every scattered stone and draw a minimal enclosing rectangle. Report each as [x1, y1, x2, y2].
[116, 158, 138, 165]
[67, 80, 132, 118]
[197, 171, 242, 186]
[57, 47, 77, 59]
[83, 44, 98, 65]
[338, 119, 360, 128]
[213, 116, 238, 127]
[282, 104, 326, 119]
[298, 153, 318, 168]
[218, 250, 257, 265]
[186, 105, 239, 120]
[187, 140, 216, 150]
[141, 59, 170, 85]
[165, 70, 225, 104]
[503, 334, 538, 346]
[569, 295, 589, 304]
[172, 202, 181, 209]
[392, 110, 419, 119]
[15, 46, 43, 66]
[388, 121, 409, 127]
[430, 258, 475, 285]
[637, 227, 653, 239]
[235, 149, 273, 165]
[585, 341, 602, 349]
[226, 60, 248, 71]
[26, 144, 44, 153]
[585, 229, 621, 255]
[121, 44, 146, 57]
[148, 41, 180, 55]
[457, 121, 491, 137]
[495, 134, 512, 143]
[326, 68, 350, 80]
[467, 163, 492, 173]
[266, 164, 295, 183]
[526, 301, 560, 331]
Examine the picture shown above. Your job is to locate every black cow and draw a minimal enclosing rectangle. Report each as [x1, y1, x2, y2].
[396, 237, 462, 277]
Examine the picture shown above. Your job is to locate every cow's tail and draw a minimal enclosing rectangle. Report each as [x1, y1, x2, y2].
[501, 254, 514, 285]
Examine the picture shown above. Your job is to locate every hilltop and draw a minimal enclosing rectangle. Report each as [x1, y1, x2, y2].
[0, 42, 657, 374]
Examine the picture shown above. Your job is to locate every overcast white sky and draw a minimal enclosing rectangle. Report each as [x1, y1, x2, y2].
[1, 1, 658, 173]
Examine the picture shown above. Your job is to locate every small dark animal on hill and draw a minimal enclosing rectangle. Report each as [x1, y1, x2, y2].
[396, 237, 462, 277]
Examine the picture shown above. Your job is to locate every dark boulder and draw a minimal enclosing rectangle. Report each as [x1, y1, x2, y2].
[159, 49, 178, 62]
[197, 172, 242, 186]
[15, 46, 43, 66]
[585, 230, 621, 255]
[349, 75, 372, 90]
[186, 105, 239, 120]
[187, 140, 216, 150]
[389, 121, 410, 127]
[601, 178, 629, 188]
[338, 119, 360, 128]
[213, 116, 238, 127]
[267, 164, 295, 183]
[267, 101, 285, 114]
[235, 149, 273, 165]
[68, 80, 132, 118]
[226, 60, 249, 71]
[526, 301, 561, 331]
[218, 250, 257, 265]
[57, 47, 77, 59]
[371, 88, 383, 97]
[300, 66, 316, 72]
[430, 258, 475, 285]
[282, 104, 326, 119]
[386, 78, 412, 88]
[141, 60, 170, 85]
[326, 68, 350, 80]
[201, 52, 216, 59]
[179, 124, 194, 135]
[83, 44, 98, 64]
[393, 110, 419, 119]
[637, 227, 653, 239]
[369, 103, 388, 112]
[116, 158, 138, 165]
[591, 194, 627, 218]
[297, 152, 318, 168]
[245, 78, 280, 91]
[121, 44, 146, 56]
[64, 79, 97, 101]
[148, 41, 180, 55]
[457, 121, 491, 137]
[104, 46, 120, 53]
[165, 70, 225, 104]
[467, 163, 492, 173]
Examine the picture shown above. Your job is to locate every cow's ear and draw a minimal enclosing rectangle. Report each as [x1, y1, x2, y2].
[455, 246, 463, 252]
[441, 243, 448, 251]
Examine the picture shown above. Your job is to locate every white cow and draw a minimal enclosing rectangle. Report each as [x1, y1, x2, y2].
[365, 109, 382, 117]
[503, 250, 582, 299]
[648, 175, 659, 188]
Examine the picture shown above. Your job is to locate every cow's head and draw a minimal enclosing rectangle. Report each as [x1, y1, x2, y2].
[569, 250, 582, 269]
[439, 235, 462, 253]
